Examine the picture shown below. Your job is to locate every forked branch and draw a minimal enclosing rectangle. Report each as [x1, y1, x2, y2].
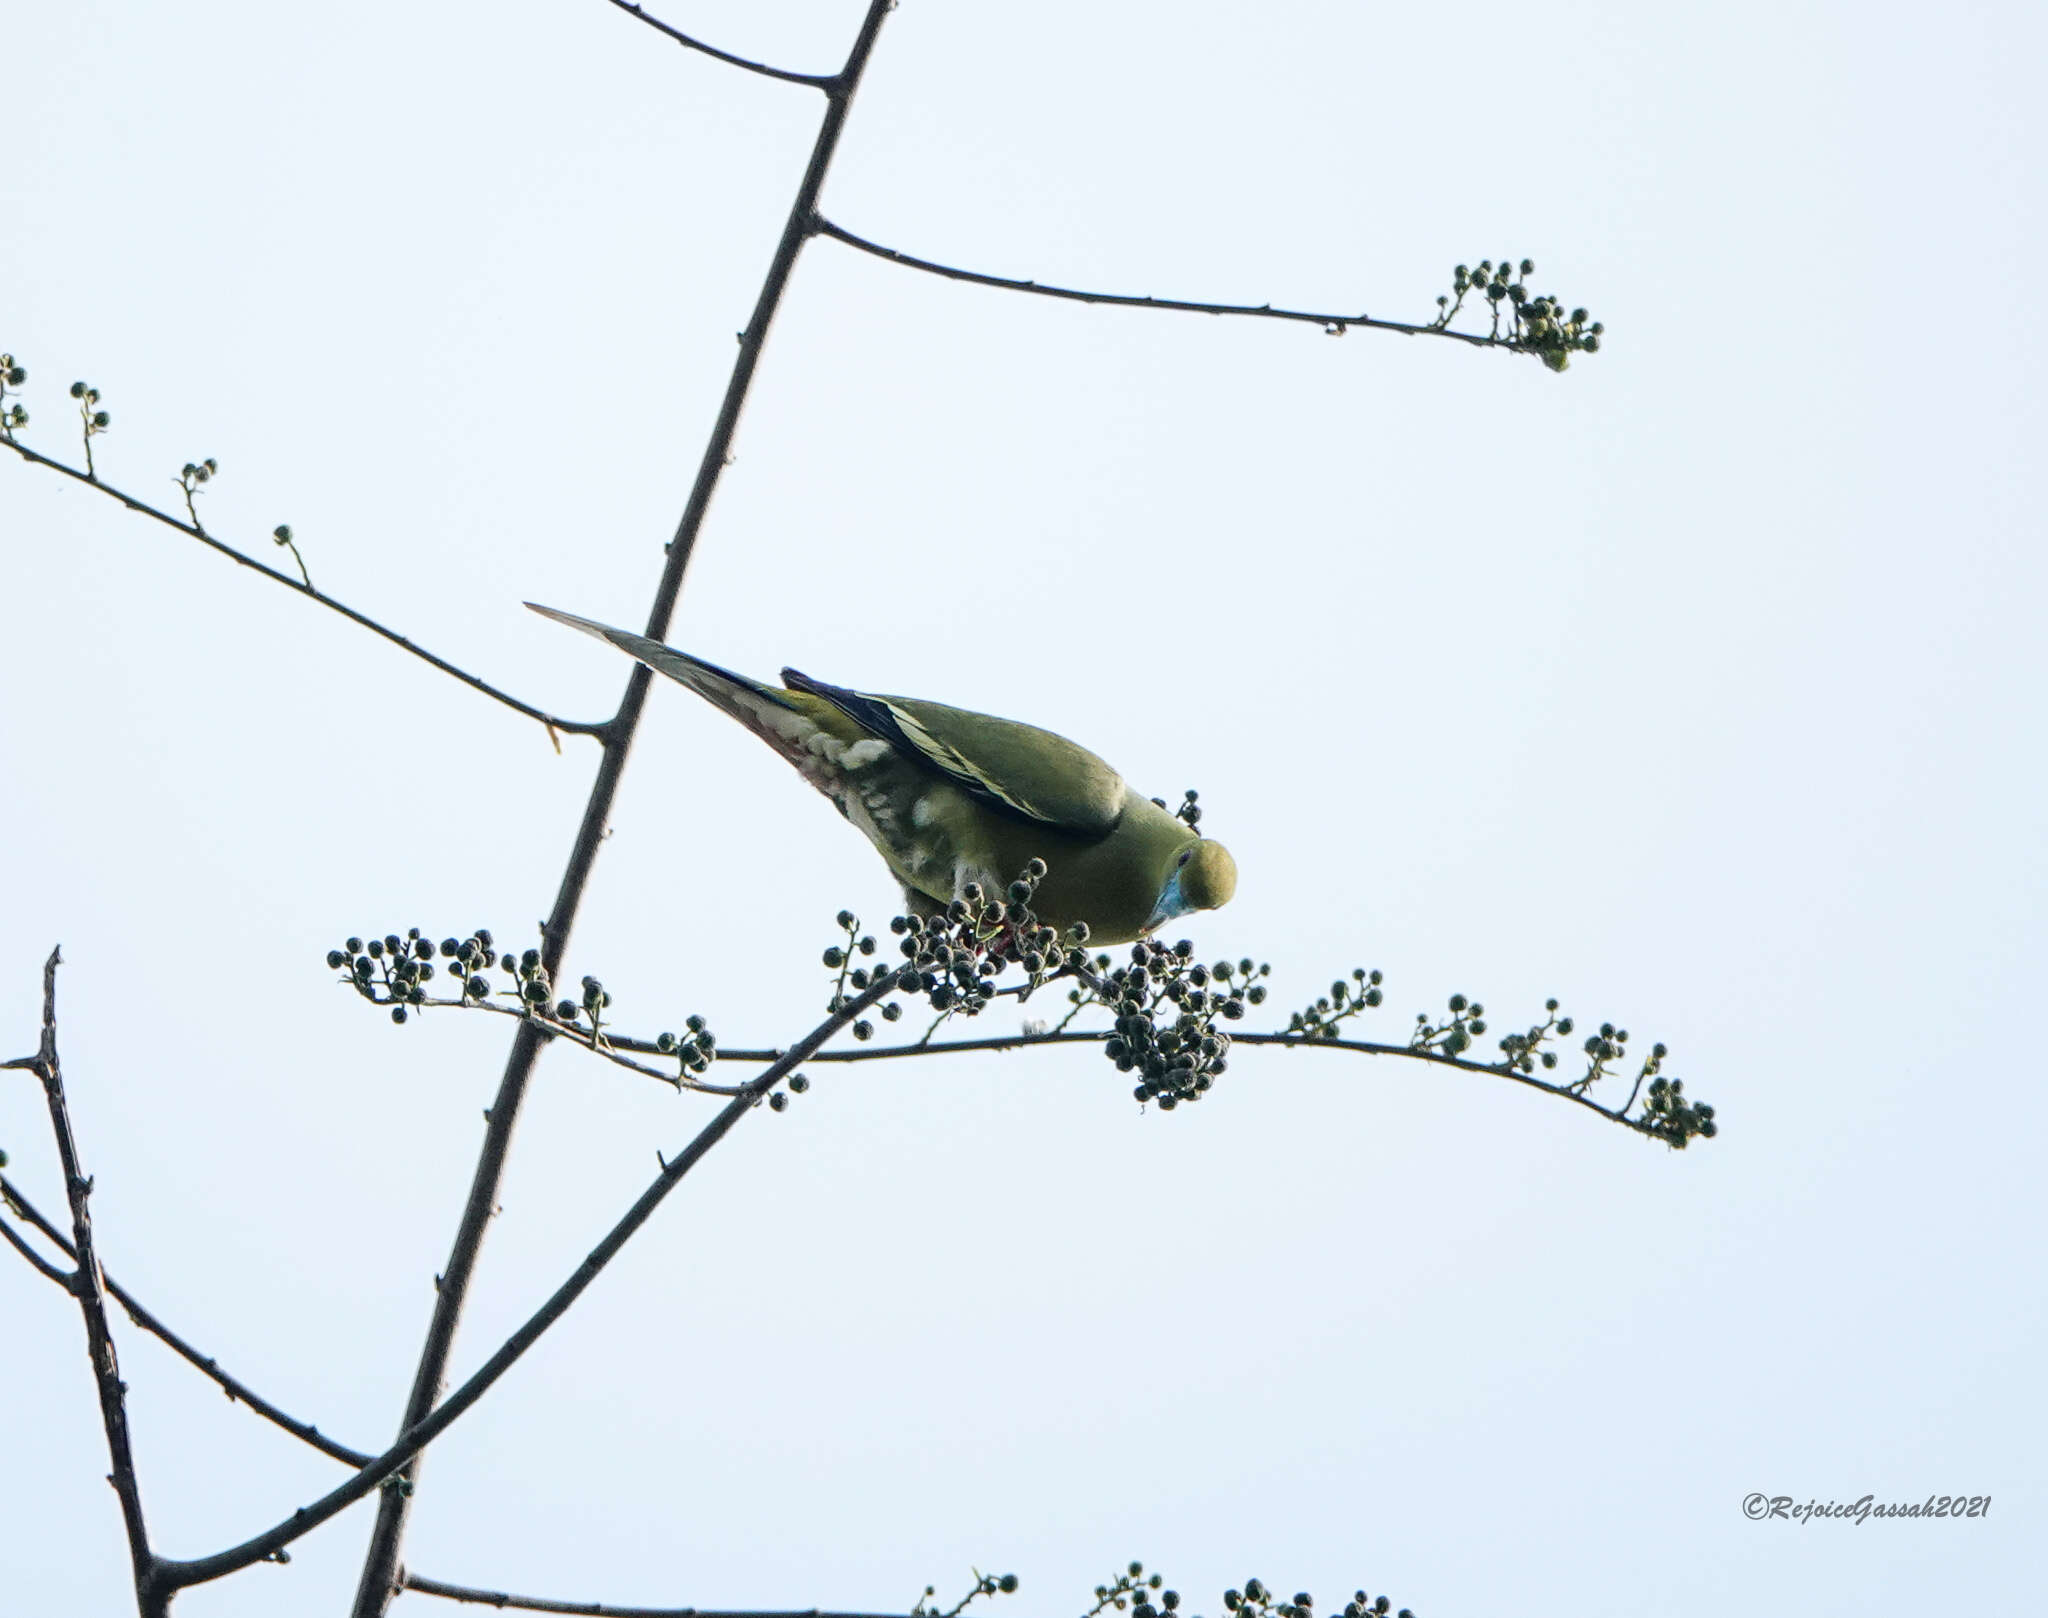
[0, 1173, 372, 1468]
[348, 3, 896, 1608]
[4, 949, 162, 1613]
[151, 972, 897, 1592]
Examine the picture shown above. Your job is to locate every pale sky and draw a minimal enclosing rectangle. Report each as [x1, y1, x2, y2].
[3, 2, 2041, 1614]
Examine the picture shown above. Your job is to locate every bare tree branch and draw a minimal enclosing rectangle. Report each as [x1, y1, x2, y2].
[355, 992, 749, 1098]
[0, 436, 605, 741]
[0, 3, 1652, 1603]
[346, 7, 897, 1609]
[7, 948, 164, 1614]
[0, 1173, 373, 1469]
[708, 1029, 1642, 1127]
[603, 0, 838, 90]
[153, 973, 897, 1594]
[0, 1198, 74, 1288]
[352, 971, 1659, 1138]
[811, 216, 1529, 354]
[405, 1569, 912, 1618]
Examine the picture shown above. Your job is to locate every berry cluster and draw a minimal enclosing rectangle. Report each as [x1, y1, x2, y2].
[1, 353, 27, 435]
[1088, 1562, 1170, 1618]
[1151, 788, 1203, 829]
[316, 909, 1716, 1145]
[908, 1569, 1020, 1618]
[824, 907, 886, 1039]
[889, 859, 1083, 1029]
[1497, 1000, 1569, 1072]
[326, 927, 722, 1084]
[329, 929, 451, 1024]
[1410, 992, 1486, 1058]
[1284, 967, 1381, 1040]
[1432, 257, 1602, 371]
[651, 1016, 717, 1080]
[1081, 1564, 1415, 1618]
[1639, 1072, 1716, 1147]
[178, 456, 218, 524]
[1566, 1020, 1652, 1094]
[1095, 941, 1257, 1108]
[69, 379, 110, 474]
[1229, 1580, 1411, 1618]
[765, 1070, 812, 1113]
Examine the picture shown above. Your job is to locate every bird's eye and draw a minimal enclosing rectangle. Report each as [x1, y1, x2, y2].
[1176, 850, 1191, 868]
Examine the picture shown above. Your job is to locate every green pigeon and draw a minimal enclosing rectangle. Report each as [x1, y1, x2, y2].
[528, 604, 1236, 945]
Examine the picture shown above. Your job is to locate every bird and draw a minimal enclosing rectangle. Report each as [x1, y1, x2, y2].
[527, 604, 1236, 945]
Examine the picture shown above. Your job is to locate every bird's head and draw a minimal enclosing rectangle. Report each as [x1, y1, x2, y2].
[1143, 838, 1238, 935]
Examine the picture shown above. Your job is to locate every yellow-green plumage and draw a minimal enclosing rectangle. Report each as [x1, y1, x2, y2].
[528, 604, 1236, 944]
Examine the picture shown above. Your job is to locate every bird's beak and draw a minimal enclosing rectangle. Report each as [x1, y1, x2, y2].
[1142, 869, 1186, 937]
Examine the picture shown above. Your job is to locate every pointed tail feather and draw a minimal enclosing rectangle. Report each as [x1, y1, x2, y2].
[524, 603, 797, 717]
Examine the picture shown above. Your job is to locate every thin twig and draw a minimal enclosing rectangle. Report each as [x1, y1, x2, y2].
[342, 992, 746, 1097]
[11, 949, 165, 1613]
[373, 950, 1651, 1135]
[337, 974, 1648, 1134]
[346, 8, 896, 1610]
[0, 1172, 373, 1468]
[154, 974, 895, 1594]
[0, 436, 605, 739]
[812, 217, 1532, 354]
[273, 527, 314, 590]
[405, 1570, 913, 1617]
[697, 1026, 1645, 1132]
[603, 0, 838, 89]
[0, 1201, 74, 1287]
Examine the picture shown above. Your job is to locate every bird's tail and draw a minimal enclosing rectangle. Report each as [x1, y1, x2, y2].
[524, 603, 801, 728]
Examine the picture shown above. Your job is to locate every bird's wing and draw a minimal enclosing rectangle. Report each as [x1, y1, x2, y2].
[780, 669, 1126, 838]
